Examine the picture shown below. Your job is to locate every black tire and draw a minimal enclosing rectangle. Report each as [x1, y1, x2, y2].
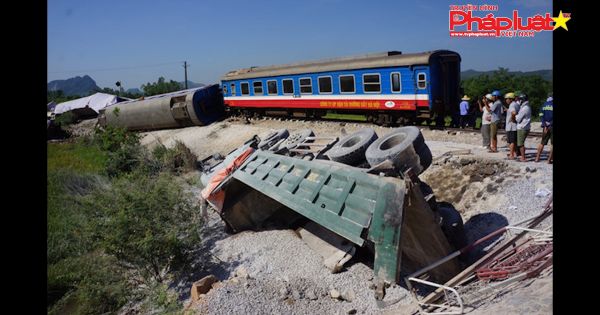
[326, 128, 378, 166]
[416, 144, 432, 173]
[437, 202, 468, 250]
[281, 129, 314, 150]
[365, 127, 432, 174]
[258, 129, 289, 150]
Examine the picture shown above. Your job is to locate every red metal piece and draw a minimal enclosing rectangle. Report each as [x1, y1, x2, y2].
[476, 241, 553, 281]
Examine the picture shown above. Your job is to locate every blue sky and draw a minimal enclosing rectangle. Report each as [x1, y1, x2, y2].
[47, 0, 553, 90]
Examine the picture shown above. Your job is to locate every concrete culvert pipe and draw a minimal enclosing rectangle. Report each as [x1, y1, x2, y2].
[365, 126, 432, 174]
[326, 128, 378, 166]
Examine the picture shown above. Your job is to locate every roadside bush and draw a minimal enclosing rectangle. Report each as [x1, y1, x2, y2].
[153, 141, 198, 174]
[138, 282, 182, 315]
[54, 111, 77, 127]
[92, 125, 145, 177]
[85, 172, 202, 283]
[105, 143, 144, 177]
[48, 253, 130, 315]
[94, 125, 140, 152]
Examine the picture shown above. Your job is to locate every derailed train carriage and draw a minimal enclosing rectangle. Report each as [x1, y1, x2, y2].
[221, 50, 461, 125]
[99, 85, 225, 131]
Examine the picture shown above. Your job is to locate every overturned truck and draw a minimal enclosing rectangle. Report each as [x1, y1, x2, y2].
[200, 126, 466, 299]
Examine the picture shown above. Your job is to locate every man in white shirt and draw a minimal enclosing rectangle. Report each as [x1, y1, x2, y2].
[478, 94, 493, 149]
[504, 92, 520, 159]
[486, 90, 502, 152]
[515, 93, 531, 162]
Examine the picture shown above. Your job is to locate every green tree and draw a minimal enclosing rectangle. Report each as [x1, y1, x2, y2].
[461, 68, 552, 117]
[141, 77, 182, 96]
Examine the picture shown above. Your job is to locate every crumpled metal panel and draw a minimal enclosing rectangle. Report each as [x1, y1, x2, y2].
[228, 150, 458, 284]
[233, 150, 404, 248]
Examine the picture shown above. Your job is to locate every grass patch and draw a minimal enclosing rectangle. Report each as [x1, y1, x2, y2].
[48, 143, 107, 173]
[322, 112, 368, 121]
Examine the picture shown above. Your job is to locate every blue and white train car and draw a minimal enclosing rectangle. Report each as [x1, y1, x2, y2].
[220, 50, 461, 124]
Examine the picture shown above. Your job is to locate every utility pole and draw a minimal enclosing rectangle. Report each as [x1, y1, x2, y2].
[183, 61, 188, 89]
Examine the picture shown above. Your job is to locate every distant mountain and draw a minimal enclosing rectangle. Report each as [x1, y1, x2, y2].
[179, 80, 206, 89]
[126, 88, 143, 95]
[47, 75, 101, 96]
[461, 69, 552, 82]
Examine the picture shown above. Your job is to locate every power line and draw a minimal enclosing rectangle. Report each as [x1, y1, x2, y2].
[48, 61, 183, 74]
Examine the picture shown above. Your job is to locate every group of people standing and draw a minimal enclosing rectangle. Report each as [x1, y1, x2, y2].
[458, 91, 552, 163]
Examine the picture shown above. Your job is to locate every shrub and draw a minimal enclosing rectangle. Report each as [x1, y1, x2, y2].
[94, 125, 140, 152]
[138, 282, 182, 315]
[54, 111, 77, 127]
[153, 141, 198, 174]
[105, 143, 144, 177]
[48, 253, 130, 315]
[86, 172, 202, 283]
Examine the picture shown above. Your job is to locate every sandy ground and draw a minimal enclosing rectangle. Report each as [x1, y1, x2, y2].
[73, 117, 553, 314]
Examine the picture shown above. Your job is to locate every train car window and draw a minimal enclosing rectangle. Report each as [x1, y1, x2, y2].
[300, 78, 312, 94]
[417, 73, 427, 89]
[253, 81, 263, 95]
[339, 75, 355, 93]
[391, 73, 401, 92]
[363, 74, 381, 93]
[231, 83, 236, 96]
[282, 79, 294, 94]
[318, 76, 332, 94]
[223, 84, 228, 95]
[267, 80, 278, 95]
[241, 82, 250, 95]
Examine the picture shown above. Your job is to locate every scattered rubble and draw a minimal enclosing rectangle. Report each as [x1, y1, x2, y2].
[191, 275, 218, 302]
[329, 289, 341, 300]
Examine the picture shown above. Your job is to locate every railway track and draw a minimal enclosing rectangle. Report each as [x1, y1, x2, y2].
[232, 114, 544, 138]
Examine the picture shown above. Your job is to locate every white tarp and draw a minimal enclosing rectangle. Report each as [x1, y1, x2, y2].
[54, 93, 120, 115]
[47, 101, 57, 112]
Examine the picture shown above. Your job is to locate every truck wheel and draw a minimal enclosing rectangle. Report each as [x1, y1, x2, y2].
[437, 202, 468, 250]
[281, 129, 314, 150]
[258, 129, 289, 150]
[326, 128, 378, 166]
[365, 127, 432, 174]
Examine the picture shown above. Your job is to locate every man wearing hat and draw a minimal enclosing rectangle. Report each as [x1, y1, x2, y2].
[459, 95, 471, 128]
[515, 93, 532, 161]
[486, 90, 503, 152]
[504, 92, 520, 159]
[478, 94, 493, 149]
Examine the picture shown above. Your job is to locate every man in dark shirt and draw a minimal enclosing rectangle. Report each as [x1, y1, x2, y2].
[535, 96, 553, 163]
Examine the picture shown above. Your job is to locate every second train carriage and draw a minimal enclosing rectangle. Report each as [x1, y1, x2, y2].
[221, 50, 461, 125]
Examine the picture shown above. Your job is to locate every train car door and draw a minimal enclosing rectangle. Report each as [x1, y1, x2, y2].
[413, 66, 430, 116]
[437, 54, 461, 120]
